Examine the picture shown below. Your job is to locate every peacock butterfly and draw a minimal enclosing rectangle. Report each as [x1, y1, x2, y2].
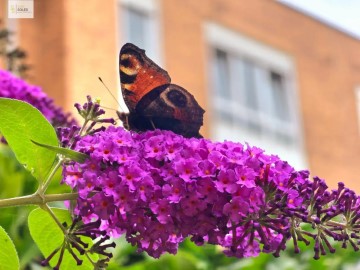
[117, 43, 205, 138]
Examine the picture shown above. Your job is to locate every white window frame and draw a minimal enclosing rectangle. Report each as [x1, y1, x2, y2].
[205, 22, 307, 169]
[117, 0, 163, 65]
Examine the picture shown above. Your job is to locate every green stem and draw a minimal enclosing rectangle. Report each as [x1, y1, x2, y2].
[38, 157, 64, 194]
[84, 252, 96, 267]
[41, 203, 67, 234]
[70, 119, 89, 149]
[78, 119, 89, 137]
[0, 192, 79, 208]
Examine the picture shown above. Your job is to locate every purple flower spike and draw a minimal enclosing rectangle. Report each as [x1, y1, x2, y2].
[63, 126, 360, 260]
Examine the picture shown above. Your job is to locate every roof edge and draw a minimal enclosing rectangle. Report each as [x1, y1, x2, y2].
[277, 0, 360, 41]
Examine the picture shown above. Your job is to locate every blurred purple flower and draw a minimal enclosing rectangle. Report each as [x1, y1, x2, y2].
[0, 69, 77, 138]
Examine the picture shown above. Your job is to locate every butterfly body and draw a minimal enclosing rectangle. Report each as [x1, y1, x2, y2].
[119, 43, 204, 138]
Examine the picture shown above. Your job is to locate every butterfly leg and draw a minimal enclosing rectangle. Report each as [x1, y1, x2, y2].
[149, 119, 156, 130]
[116, 111, 130, 130]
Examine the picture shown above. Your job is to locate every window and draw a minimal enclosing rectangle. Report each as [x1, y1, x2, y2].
[206, 23, 307, 169]
[118, 0, 162, 64]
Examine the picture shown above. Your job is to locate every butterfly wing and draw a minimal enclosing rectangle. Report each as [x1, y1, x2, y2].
[133, 84, 205, 137]
[119, 43, 205, 138]
[119, 43, 171, 112]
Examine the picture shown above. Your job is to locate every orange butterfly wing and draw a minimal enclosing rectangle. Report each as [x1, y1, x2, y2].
[119, 43, 170, 112]
[118, 43, 205, 138]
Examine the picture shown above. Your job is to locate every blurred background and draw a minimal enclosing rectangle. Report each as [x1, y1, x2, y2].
[1, 0, 360, 189]
[1, 0, 360, 269]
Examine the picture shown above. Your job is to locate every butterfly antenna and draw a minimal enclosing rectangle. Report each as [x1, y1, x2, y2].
[98, 77, 125, 112]
[99, 105, 117, 111]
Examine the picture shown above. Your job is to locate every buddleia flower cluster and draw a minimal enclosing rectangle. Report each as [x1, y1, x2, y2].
[0, 69, 77, 135]
[42, 97, 117, 269]
[63, 125, 360, 259]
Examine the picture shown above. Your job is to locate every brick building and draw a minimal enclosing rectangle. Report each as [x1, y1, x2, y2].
[1, 0, 360, 190]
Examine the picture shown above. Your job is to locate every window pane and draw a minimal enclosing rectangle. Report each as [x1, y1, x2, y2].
[210, 47, 297, 147]
[270, 71, 290, 122]
[242, 59, 258, 111]
[213, 49, 231, 99]
[126, 8, 148, 49]
[253, 65, 273, 116]
[231, 56, 245, 104]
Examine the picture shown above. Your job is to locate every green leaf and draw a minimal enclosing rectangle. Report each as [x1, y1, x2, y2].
[31, 140, 89, 163]
[0, 226, 20, 270]
[28, 208, 94, 269]
[0, 98, 59, 182]
[0, 145, 27, 198]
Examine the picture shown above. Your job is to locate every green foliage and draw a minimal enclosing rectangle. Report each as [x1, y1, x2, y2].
[0, 145, 28, 199]
[0, 98, 59, 183]
[0, 145, 40, 268]
[0, 145, 70, 269]
[28, 208, 95, 269]
[31, 140, 89, 163]
[0, 225, 20, 270]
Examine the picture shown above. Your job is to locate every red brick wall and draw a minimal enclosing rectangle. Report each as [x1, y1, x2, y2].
[161, 0, 360, 189]
[16, 0, 118, 115]
[18, 0, 67, 107]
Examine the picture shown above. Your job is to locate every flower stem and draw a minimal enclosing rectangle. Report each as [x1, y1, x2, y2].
[0, 192, 79, 208]
[37, 156, 64, 194]
[41, 203, 68, 234]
